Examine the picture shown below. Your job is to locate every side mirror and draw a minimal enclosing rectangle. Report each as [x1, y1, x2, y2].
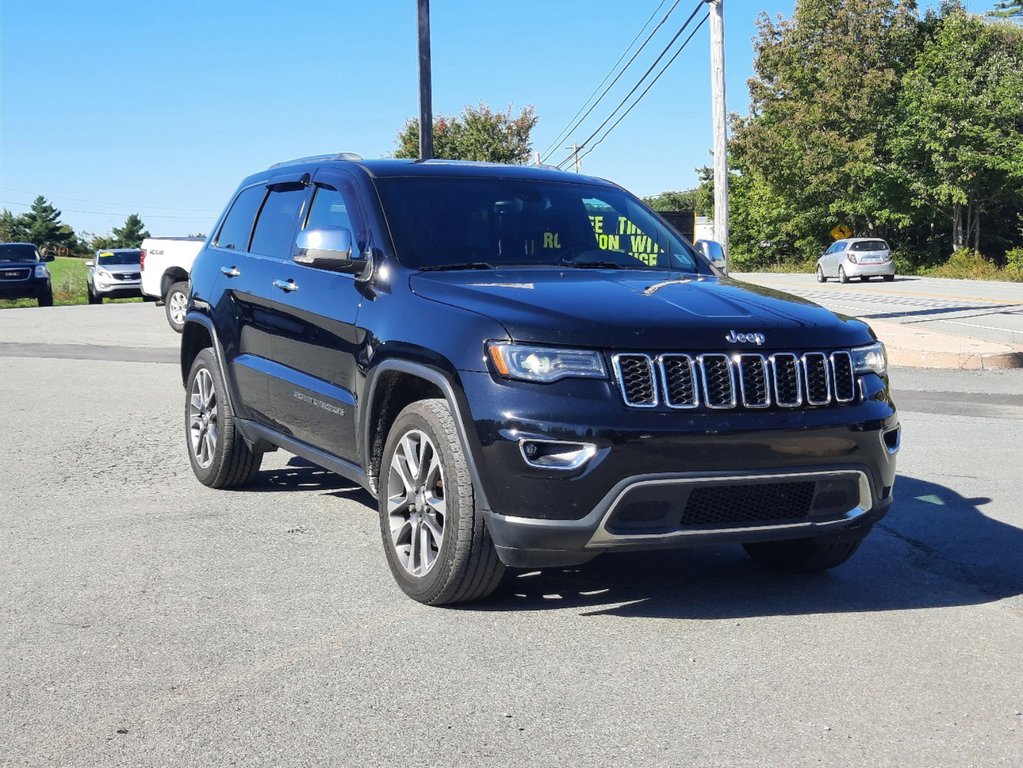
[294, 227, 354, 271]
[695, 239, 727, 271]
[44, 253, 55, 262]
[84, 260, 94, 267]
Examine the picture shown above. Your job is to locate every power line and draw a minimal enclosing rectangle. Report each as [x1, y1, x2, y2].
[570, 13, 710, 168]
[0, 199, 213, 220]
[538, 0, 683, 164]
[556, 2, 707, 170]
[0, 185, 211, 213]
[556, 1, 706, 170]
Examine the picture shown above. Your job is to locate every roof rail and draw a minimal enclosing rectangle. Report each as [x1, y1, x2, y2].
[268, 152, 363, 169]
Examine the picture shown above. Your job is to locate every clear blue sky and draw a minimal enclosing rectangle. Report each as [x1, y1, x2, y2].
[0, 0, 996, 238]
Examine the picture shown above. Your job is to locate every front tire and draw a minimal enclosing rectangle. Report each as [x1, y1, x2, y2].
[743, 530, 867, 573]
[838, 266, 850, 284]
[185, 348, 262, 488]
[883, 274, 895, 282]
[816, 265, 827, 283]
[165, 281, 188, 333]
[38, 289, 53, 307]
[87, 284, 101, 305]
[379, 399, 504, 605]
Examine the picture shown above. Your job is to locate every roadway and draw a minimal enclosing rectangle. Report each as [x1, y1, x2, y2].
[1, 303, 1021, 767]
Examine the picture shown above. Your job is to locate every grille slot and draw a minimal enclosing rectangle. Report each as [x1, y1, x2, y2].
[699, 354, 736, 409]
[771, 353, 802, 407]
[612, 354, 657, 408]
[659, 354, 698, 409]
[831, 351, 856, 402]
[0, 268, 31, 281]
[802, 352, 831, 406]
[738, 354, 770, 408]
[681, 481, 816, 527]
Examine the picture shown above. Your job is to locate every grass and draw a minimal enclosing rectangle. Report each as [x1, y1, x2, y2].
[0, 256, 143, 309]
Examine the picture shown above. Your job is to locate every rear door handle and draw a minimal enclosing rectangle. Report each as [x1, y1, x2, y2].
[220, 266, 240, 277]
[272, 278, 298, 293]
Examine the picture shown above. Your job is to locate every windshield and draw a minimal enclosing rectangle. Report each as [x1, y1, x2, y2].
[0, 243, 39, 262]
[97, 250, 141, 265]
[850, 240, 889, 252]
[375, 177, 707, 273]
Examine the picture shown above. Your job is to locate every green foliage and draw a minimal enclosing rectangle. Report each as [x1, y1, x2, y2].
[110, 213, 150, 248]
[15, 196, 77, 254]
[706, 0, 1023, 274]
[989, 0, 1023, 19]
[394, 103, 538, 164]
[0, 209, 28, 241]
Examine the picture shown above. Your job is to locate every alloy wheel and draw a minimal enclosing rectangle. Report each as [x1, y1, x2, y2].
[168, 291, 187, 326]
[188, 368, 218, 468]
[386, 429, 445, 577]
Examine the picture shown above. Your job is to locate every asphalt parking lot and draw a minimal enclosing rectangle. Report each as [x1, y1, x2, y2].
[2, 303, 1022, 767]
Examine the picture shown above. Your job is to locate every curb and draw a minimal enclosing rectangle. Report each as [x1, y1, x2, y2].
[886, 348, 1023, 370]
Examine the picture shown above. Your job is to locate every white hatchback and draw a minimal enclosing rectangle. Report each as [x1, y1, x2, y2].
[816, 238, 895, 283]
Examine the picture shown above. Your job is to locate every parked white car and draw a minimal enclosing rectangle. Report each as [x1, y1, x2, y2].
[86, 248, 142, 303]
[140, 236, 205, 331]
[816, 238, 895, 283]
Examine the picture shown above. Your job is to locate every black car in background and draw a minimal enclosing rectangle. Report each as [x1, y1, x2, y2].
[179, 155, 900, 605]
[0, 242, 53, 306]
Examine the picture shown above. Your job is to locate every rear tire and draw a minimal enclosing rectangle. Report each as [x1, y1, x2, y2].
[165, 281, 188, 333]
[816, 265, 827, 283]
[185, 348, 262, 488]
[883, 274, 895, 282]
[859, 276, 869, 282]
[379, 398, 504, 605]
[838, 266, 850, 284]
[743, 530, 867, 573]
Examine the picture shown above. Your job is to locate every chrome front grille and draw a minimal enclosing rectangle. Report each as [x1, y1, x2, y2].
[614, 350, 859, 410]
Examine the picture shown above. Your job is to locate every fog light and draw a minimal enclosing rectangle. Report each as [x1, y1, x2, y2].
[519, 440, 596, 470]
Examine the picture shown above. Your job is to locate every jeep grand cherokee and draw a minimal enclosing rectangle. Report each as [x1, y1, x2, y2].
[180, 154, 900, 605]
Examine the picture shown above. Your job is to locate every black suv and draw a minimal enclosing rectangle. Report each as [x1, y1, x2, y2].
[181, 155, 899, 605]
[0, 242, 54, 306]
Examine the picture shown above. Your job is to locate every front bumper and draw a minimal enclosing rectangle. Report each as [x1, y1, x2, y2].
[94, 279, 142, 299]
[0, 278, 49, 300]
[458, 370, 899, 568]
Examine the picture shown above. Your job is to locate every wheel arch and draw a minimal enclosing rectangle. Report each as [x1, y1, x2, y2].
[161, 267, 189, 298]
[361, 359, 490, 512]
[180, 312, 239, 421]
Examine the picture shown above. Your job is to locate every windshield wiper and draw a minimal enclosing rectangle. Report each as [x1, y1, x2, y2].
[559, 260, 623, 269]
[419, 262, 495, 272]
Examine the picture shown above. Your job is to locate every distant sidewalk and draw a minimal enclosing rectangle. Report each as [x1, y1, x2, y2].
[870, 319, 1023, 370]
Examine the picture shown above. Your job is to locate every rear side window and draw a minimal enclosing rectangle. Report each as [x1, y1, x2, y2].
[250, 187, 307, 259]
[215, 186, 266, 251]
[851, 240, 889, 251]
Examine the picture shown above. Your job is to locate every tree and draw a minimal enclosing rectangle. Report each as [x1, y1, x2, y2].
[0, 209, 27, 242]
[110, 213, 150, 248]
[729, 0, 920, 262]
[393, 103, 538, 164]
[19, 196, 77, 254]
[894, 7, 1023, 251]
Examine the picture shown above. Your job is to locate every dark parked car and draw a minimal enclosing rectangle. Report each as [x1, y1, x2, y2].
[0, 242, 53, 306]
[180, 154, 900, 605]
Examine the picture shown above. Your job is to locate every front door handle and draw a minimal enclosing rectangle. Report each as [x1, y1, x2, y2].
[220, 266, 240, 277]
[272, 278, 298, 293]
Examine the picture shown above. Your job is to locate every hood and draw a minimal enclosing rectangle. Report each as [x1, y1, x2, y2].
[409, 269, 874, 351]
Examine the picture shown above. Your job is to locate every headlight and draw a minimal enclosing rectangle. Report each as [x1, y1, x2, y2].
[97, 268, 112, 279]
[851, 342, 887, 377]
[487, 342, 607, 383]
[34, 265, 48, 278]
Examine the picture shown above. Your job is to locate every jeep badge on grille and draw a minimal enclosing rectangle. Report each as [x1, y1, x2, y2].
[725, 330, 766, 345]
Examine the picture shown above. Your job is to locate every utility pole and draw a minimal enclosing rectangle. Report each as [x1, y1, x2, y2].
[708, 0, 729, 270]
[565, 143, 581, 173]
[417, 0, 433, 160]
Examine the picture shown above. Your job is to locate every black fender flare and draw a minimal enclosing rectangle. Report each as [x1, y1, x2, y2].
[361, 359, 491, 513]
